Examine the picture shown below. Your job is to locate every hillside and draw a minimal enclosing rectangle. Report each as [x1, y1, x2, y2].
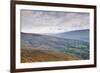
[21, 32, 89, 63]
[21, 48, 81, 63]
[50, 29, 89, 42]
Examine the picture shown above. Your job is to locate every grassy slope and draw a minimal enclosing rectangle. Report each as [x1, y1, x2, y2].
[21, 48, 81, 63]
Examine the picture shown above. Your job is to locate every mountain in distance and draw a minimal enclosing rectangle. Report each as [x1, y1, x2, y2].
[48, 29, 89, 42]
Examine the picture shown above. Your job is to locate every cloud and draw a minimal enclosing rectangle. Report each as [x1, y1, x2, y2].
[20, 9, 89, 34]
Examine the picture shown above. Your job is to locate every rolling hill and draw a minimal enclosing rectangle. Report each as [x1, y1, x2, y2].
[49, 29, 89, 42]
[21, 32, 89, 63]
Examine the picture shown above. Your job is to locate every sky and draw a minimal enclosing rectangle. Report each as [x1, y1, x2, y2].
[20, 9, 90, 34]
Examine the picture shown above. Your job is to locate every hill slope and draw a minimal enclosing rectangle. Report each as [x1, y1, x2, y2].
[49, 29, 89, 42]
[21, 32, 89, 63]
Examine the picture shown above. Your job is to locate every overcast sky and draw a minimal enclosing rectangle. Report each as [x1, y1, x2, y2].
[20, 10, 90, 34]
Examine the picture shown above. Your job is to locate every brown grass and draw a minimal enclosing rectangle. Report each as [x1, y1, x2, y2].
[21, 48, 81, 63]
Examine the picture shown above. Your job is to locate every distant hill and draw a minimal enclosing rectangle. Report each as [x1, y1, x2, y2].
[21, 32, 89, 60]
[49, 29, 89, 42]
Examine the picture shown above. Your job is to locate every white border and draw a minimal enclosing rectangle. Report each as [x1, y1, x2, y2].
[16, 5, 94, 69]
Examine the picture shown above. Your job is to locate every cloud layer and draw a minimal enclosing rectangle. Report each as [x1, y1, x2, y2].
[21, 10, 90, 34]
